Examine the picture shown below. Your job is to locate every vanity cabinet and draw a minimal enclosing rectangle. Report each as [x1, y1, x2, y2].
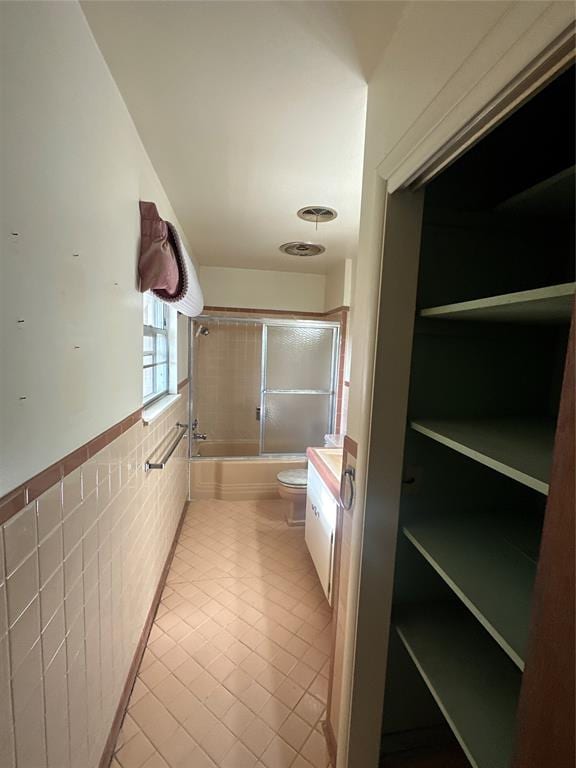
[305, 462, 337, 603]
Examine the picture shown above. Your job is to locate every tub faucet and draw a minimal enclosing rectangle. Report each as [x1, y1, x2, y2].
[190, 420, 207, 440]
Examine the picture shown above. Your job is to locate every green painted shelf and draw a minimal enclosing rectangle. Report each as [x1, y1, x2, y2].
[403, 516, 537, 669]
[420, 282, 575, 323]
[395, 603, 521, 768]
[410, 418, 555, 494]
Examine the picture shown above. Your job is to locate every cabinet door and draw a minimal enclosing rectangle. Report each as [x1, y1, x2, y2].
[305, 464, 337, 603]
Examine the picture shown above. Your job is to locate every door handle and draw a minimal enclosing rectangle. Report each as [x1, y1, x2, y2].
[340, 467, 356, 511]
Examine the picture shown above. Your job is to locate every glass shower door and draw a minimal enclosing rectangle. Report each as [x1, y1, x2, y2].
[260, 323, 338, 453]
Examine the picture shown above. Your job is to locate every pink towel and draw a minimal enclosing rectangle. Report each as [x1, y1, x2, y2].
[138, 201, 180, 295]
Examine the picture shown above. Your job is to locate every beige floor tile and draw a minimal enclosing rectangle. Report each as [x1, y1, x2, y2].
[278, 713, 311, 752]
[188, 670, 220, 701]
[165, 688, 200, 724]
[204, 684, 236, 717]
[238, 681, 272, 713]
[288, 662, 316, 690]
[156, 726, 198, 768]
[153, 675, 188, 707]
[198, 721, 237, 763]
[130, 693, 180, 748]
[293, 693, 324, 727]
[259, 697, 291, 730]
[208, 653, 237, 682]
[221, 740, 259, 768]
[222, 699, 255, 737]
[116, 730, 155, 768]
[182, 701, 219, 742]
[300, 730, 330, 768]
[139, 660, 171, 690]
[114, 499, 333, 768]
[149, 633, 177, 659]
[260, 735, 297, 768]
[274, 678, 305, 710]
[118, 714, 139, 747]
[240, 718, 275, 757]
[142, 753, 170, 768]
[173, 656, 203, 686]
[291, 756, 314, 768]
[161, 644, 190, 672]
[224, 640, 252, 664]
[256, 664, 286, 695]
[308, 674, 328, 706]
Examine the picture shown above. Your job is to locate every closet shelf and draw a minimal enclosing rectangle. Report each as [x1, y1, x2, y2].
[420, 282, 575, 323]
[403, 516, 537, 669]
[496, 164, 575, 218]
[410, 418, 555, 494]
[395, 603, 521, 768]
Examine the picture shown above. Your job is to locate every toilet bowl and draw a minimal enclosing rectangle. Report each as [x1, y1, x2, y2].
[277, 469, 308, 526]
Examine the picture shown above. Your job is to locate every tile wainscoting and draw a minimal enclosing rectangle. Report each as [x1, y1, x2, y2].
[0, 390, 189, 768]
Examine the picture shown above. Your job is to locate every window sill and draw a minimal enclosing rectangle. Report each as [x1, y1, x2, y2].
[142, 394, 182, 425]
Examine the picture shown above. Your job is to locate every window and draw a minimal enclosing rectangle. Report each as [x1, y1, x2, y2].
[143, 293, 170, 404]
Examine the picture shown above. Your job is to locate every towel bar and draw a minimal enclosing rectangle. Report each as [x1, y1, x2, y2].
[145, 422, 188, 471]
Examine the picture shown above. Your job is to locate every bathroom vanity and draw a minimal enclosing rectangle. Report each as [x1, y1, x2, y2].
[305, 447, 342, 604]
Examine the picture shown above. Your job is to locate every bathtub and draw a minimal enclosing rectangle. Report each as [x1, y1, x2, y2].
[189, 455, 307, 500]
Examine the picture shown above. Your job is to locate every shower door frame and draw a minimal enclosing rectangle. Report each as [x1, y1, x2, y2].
[189, 315, 341, 459]
[258, 318, 341, 456]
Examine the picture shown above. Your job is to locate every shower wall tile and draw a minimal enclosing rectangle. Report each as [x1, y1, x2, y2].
[0, 388, 189, 768]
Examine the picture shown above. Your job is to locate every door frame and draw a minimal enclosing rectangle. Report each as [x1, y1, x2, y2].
[339, 20, 575, 768]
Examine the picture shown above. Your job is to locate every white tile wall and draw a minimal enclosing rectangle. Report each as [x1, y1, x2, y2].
[0, 392, 189, 768]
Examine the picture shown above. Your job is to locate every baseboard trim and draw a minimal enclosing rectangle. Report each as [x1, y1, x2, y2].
[98, 498, 189, 768]
[322, 719, 337, 767]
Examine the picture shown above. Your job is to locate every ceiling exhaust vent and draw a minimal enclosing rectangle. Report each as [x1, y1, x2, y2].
[297, 206, 338, 223]
[279, 241, 325, 257]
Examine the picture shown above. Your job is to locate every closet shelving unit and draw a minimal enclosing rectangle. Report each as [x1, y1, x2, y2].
[381, 82, 574, 768]
[397, 292, 573, 765]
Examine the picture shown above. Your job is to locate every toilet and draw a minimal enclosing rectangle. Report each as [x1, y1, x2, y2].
[277, 469, 308, 526]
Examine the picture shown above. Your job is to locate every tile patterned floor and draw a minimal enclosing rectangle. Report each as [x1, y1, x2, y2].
[112, 499, 332, 768]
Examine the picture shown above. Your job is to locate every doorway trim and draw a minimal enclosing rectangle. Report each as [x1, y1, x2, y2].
[340, 18, 575, 768]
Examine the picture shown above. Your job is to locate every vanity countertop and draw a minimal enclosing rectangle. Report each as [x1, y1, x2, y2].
[306, 447, 343, 501]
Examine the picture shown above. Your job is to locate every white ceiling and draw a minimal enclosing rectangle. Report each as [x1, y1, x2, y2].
[82, 1, 405, 274]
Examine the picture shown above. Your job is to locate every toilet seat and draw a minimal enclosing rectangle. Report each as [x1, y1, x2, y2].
[277, 469, 307, 488]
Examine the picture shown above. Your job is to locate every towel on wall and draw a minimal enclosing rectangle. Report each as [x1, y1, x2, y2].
[138, 201, 204, 317]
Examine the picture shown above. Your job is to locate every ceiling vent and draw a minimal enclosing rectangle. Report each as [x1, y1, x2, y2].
[297, 206, 338, 223]
[279, 241, 325, 257]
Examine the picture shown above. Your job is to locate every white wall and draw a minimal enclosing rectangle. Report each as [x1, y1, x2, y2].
[0, 1, 192, 496]
[198, 265, 327, 313]
[325, 258, 353, 311]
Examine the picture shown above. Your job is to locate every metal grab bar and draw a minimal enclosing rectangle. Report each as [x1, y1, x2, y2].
[145, 422, 188, 472]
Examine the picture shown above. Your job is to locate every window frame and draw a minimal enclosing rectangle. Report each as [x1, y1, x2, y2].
[143, 293, 171, 406]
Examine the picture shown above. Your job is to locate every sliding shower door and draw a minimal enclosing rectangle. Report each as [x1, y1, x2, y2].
[260, 322, 339, 454]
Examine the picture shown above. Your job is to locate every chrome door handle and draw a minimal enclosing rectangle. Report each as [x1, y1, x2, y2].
[340, 467, 356, 511]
